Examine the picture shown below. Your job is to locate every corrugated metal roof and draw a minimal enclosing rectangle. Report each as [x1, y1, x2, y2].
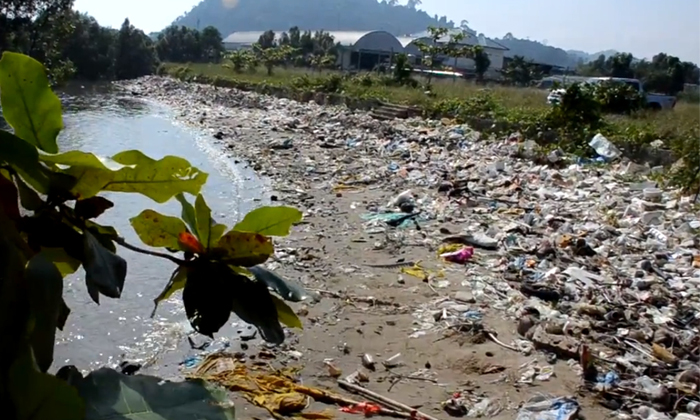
[325, 31, 373, 47]
[221, 29, 506, 53]
[223, 31, 274, 45]
[408, 29, 508, 51]
[223, 30, 403, 52]
[397, 37, 415, 48]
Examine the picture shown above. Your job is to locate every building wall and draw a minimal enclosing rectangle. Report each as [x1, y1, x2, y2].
[223, 42, 254, 51]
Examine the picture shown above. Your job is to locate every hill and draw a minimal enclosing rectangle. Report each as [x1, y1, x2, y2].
[491, 33, 578, 68]
[168, 0, 639, 69]
[567, 49, 620, 63]
[171, 0, 454, 37]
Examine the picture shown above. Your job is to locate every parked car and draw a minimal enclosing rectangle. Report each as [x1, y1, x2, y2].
[546, 77, 677, 110]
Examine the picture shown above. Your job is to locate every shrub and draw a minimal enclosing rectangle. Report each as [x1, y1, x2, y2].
[0, 51, 305, 419]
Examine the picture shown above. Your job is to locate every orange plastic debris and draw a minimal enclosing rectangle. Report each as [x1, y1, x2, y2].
[339, 402, 382, 417]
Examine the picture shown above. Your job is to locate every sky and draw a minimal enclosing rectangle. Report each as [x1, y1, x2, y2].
[74, 0, 700, 63]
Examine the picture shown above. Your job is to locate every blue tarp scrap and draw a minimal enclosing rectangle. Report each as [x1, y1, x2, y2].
[515, 395, 580, 420]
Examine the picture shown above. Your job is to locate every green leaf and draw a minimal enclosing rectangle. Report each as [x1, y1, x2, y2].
[40, 150, 116, 199]
[271, 294, 303, 329]
[40, 150, 123, 169]
[83, 230, 127, 304]
[151, 266, 188, 318]
[130, 209, 188, 250]
[108, 150, 208, 203]
[25, 253, 63, 372]
[40, 247, 81, 277]
[175, 193, 198, 238]
[75, 367, 235, 420]
[39, 150, 208, 202]
[14, 174, 43, 211]
[233, 206, 302, 236]
[216, 230, 274, 267]
[9, 348, 85, 420]
[0, 52, 63, 153]
[248, 266, 310, 302]
[210, 223, 227, 249]
[85, 221, 119, 252]
[0, 130, 52, 194]
[74, 196, 114, 219]
[194, 193, 227, 249]
[194, 194, 212, 246]
[228, 270, 285, 344]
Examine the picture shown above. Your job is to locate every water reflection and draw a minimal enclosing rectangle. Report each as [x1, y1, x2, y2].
[60, 82, 149, 115]
[49, 88, 269, 372]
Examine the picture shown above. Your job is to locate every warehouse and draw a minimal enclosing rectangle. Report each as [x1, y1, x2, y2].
[327, 31, 404, 70]
[222, 30, 405, 70]
[403, 29, 508, 74]
[222, 31, 280, 50]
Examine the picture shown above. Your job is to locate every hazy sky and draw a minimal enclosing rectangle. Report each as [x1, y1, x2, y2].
[74, 0, 699, 63]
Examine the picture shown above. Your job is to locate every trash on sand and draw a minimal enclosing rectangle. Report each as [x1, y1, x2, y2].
[127, 76, 700, 420]
[440, 246, 475, 264]
[515, 395, 580, 420]
[339, 402, 382, 416]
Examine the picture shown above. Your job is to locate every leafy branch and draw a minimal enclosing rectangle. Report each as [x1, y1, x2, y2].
[0, 51, 307, 420]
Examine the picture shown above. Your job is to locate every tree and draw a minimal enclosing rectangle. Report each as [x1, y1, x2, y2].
[577, 51, 700, 96]
[288, 26, 301, 48]
[114, 18, 159, 80]
[225, 49, 255, 73]
[0, 0, 77, 82]
[156, 25, 223, 63]
[414, 26, 450, 85]
[392, 53, 414, 85]
[608, 53, 634, 78]
[255, 43, 294, 75]
[62, 12, 117, 80]
[471, 45, 491, 82]
[0, 51, 304, 419]
[257, 30, 276, 49]
[502, 55, 542, 86]
[406, 0, 422, 9]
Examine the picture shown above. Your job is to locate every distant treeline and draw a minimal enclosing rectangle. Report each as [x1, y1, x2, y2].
[1, 0, 224, 83]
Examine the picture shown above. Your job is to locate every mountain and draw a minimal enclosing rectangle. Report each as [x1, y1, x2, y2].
[171, 0, 454, 37]
[492, 33, 578, 68]
[567, 49, 620, 63]
[169, 0, 626, 69]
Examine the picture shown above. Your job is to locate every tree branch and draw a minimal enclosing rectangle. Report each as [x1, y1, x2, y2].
[114, 237, 186, 265]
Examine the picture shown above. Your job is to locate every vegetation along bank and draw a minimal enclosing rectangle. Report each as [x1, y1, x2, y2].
[161, 60, 700, 196]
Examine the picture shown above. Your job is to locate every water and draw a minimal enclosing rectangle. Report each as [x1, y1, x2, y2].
[52, 83, 269, 373]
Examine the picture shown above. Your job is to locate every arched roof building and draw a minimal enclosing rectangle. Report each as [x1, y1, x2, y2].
[223, 30, 403, 54]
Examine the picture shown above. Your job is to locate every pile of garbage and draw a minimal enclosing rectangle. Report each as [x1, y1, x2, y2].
[122, 76, 700, 419]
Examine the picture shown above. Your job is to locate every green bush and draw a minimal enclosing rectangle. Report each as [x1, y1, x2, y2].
[592, 81, 645, 114]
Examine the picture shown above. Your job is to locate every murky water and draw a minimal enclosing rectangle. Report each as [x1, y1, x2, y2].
[52, 83, 270, 373]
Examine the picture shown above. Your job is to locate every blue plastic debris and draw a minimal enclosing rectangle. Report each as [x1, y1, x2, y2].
[515, 394, 580, 420]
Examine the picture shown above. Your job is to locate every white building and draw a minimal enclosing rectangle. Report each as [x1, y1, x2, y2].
[221, 28, 508, 73]
[327, 31, 404, 70]
[402, 29, 508, 74]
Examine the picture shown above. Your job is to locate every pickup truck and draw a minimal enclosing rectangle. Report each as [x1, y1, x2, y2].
[547, 77, 677, 110]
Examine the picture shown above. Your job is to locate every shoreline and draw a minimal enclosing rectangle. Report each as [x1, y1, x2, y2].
[116, 76, 699, 420]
